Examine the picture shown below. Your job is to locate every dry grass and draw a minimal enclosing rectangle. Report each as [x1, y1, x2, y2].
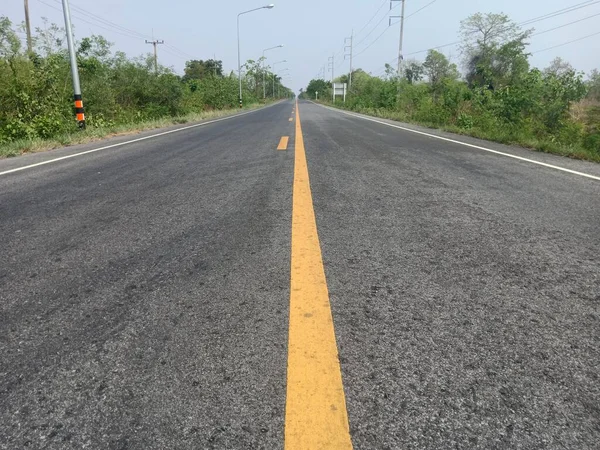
[570, 98, 600, 124]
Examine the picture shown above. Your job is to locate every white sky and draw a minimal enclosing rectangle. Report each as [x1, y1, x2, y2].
[4, 0, 600, 93]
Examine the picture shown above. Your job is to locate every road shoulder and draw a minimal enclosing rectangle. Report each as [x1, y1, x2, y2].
[310, 101, 600, 180]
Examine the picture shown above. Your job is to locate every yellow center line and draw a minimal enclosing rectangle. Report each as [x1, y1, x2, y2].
[278, 136, 290, 151]
[284, 101, 353, 449]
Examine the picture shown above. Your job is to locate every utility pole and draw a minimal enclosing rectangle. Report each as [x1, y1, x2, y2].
[145, 39, 164, 74]
[344, 30, 353, 89]
[61, 0, 85, 129]
[24, 0, 32, 53]
[328, 55, 335, 102]
[390, 0, 406, 77]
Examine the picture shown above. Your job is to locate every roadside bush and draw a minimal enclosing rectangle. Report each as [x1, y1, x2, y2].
[0, 16, 289, 145]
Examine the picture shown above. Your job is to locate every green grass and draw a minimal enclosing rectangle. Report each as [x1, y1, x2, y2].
[319, 101, 600, 163]
[0, 102, 271, 158]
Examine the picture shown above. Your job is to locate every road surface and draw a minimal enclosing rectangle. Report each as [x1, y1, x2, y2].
[1, 100, 599, 449]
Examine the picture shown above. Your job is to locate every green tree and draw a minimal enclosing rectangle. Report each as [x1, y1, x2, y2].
[0, 16, 20, 59]
[183, 59, 223, 82]
[423, 50, 459, 99]
[587, 69, 600, 101]
[461, 13, 531, 89]
[34, 18, 65, 57]
[544, 57, 574, 77]
[306, 78, 331, 99]
[383, 63, 398, 81]
[460, 13, 524, 60]
[404, 60, 424, 84]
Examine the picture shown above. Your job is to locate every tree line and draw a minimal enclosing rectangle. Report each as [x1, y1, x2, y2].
[302, 13, 600, 159]
[0, 16, 292, 144]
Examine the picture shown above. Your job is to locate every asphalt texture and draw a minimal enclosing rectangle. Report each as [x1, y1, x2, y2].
[1, 100, 599, 449]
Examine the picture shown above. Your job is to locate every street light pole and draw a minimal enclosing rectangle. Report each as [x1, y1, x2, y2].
[277, 69, 289, 98]
[280, 76, 292, 98]
[237, 4, 275, 108]
[262, 45, 283, 99]
[272, 60, 287, 98]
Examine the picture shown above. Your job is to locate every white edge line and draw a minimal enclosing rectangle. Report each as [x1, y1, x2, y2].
[309, 101, 600, 182]
[0, 105, 276, 176]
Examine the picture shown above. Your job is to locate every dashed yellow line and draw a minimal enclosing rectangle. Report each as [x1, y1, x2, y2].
[278, 136, 290, 151]
[284, 101, 353, 449]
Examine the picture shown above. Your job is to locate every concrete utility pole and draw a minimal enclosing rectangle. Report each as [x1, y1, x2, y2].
[344, 30, 353, 89]
[145, 39, 164, 74]
[24, 0, 32, 53]
[61, 0, 85, 129]
[390, 0, 406, 76]
[328, 55, 335, 102]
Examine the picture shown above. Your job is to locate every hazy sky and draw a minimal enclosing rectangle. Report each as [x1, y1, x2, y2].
[4, 0, 600, 93]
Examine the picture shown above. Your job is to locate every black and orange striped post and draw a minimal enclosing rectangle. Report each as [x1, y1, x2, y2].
[61, 0, 86, 130]
[74, 94, 85, 129]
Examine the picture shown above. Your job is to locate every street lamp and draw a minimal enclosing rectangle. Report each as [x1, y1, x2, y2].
[237, 4, 275, 108]
[279, 74, 292, 98]
[275, 68, 289, 99]
[272, 60, 287, 98]
[262, 45, 283, 99]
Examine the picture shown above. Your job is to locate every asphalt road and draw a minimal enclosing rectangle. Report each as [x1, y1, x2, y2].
[1, 100, 599, 449]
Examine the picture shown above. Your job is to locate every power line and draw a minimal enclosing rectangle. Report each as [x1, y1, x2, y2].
[314, 0, 599, 82]
[374, 56, 400, 77]
[50, 0, 152, 40]
[163, 43, 196, 59]
[519, 0, 599, 26]
[355, 0, 388, 38]
[161, 47, 189, 60]
[315, 0, 437, 82]
[531, 12, 600, 36]
[37, 0, 199, 62]
[532, 30, 600, 54]
[404, 1, 600, 58]
[312, 1, 391, 80]
[37, 0, 147, 40]
[354, 3, 400, 49]
[354, 25, 393, 59]
[405, 0, 437, 20]
[354, 0, 441, 63]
